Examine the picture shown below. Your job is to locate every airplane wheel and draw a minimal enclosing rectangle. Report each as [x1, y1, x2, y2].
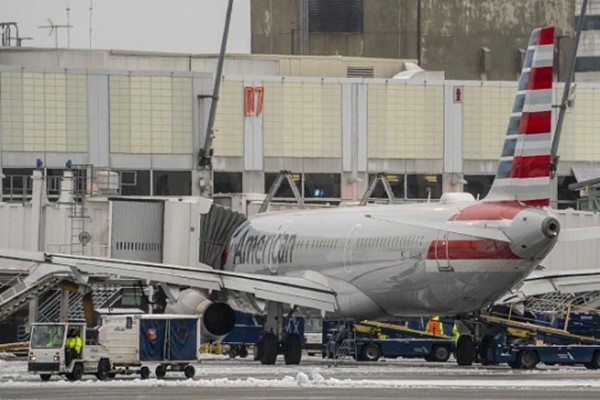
[140, 366, 150, 380]
[284, 334, 302, 365]
[361, 343, 382, 362]
[431, 345, 451, 362]
[155, 364, 167, 379]
[40, 374, 51, 381]
[517, 350, 539, 370]
[184, 365, 195, 379]
[66, 363, 83, 381]
[455, 336, 475, 366]
[96, 358, 111, 381]
[260, 333, 278, 365]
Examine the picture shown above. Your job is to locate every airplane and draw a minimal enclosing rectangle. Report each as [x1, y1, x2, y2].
[0, 25, 592, 368]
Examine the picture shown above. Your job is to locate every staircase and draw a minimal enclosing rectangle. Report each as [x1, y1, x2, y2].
[0, 264, 71, 321]
[325, 320, 356, 365]
[36, 286, 122, 322]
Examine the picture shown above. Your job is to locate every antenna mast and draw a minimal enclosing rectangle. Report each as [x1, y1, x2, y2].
[197, 0, 234, 197]
[89, 0, 93, 49]
[66, 2, 71, 48]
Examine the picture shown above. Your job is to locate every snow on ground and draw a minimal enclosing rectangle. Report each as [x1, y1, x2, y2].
[2, 356, 600, 389]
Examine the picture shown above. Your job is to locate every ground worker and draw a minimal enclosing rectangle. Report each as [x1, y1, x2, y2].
[65, 327, 82, 366]
[426, 315, 444, 336]
[452, 321, 461, 343]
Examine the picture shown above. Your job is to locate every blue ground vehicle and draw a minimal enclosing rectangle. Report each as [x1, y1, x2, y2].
[323, 320, 455, 362]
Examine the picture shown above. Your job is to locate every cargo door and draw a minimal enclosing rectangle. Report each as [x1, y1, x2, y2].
[139, 319, 167, 361]
[111, 200, 163, 262]
[168, 318, 198, 361]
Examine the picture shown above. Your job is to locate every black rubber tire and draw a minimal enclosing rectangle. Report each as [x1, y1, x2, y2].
[184, 365, 195, 379]
[455, 336, 475, 366]
[239, 346, 249, 359]
[40, 374, 51, 381]
[361, 343, 382, 362]
[155, 364, 167, 379]
[284, 334, 302, 365]
[480, 335, 496, 366]
[508, 360, 522, 369]
[66, 363, 83, 381]
[588, 352, 600, 369]
[260, 333, 278, 365]
[96, 358, 111, 381]
[430, 345, 451, 362]
[228, 347, 238, 359]
[140, 366, 150, 380]
[517, 350, 539, 370]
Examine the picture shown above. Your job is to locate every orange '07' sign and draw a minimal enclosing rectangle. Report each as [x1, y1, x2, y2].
[244, 86, 265, 116]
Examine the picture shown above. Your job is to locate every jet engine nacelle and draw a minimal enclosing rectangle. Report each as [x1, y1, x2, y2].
[166, 289, 236, 340]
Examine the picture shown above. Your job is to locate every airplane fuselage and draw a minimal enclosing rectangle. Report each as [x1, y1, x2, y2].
[223, 199, 559, 319]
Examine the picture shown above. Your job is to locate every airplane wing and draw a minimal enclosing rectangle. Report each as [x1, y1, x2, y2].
[0, 249, 338, 314]
[558, 227, 600, 243]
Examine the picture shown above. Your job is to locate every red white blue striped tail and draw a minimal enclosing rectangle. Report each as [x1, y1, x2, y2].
[485, 27, 554, 207]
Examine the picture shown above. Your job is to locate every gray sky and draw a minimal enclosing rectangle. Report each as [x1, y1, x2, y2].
[0, 0, 250, 53]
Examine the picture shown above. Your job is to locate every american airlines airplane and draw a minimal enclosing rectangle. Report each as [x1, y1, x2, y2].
[0, 26, 591, 367]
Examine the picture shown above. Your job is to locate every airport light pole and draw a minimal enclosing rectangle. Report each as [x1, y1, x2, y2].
[197, 0, 234, 198]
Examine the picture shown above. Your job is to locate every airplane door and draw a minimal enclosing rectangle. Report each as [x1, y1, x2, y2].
[435, 231, 453, 272]
[343, 224, 362, 273]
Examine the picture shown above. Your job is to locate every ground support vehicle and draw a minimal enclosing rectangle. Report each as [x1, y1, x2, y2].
[221, 312, 260, 358]
[102, 314, 201, 379]
[28, 322, 113, 381]
[220, 312, 305, 360]
[477, 312, 600, 369]
[323, 320, 455, 362]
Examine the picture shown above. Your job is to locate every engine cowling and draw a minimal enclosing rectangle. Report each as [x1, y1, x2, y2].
[166, 289, 236, 340]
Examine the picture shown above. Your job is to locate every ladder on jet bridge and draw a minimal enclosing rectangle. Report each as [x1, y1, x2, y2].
[0, 264, 72, 321]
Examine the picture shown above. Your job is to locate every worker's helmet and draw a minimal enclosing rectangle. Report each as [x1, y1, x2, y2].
[432, 315, 440, 321]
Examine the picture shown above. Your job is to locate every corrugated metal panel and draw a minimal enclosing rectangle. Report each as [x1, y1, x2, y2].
[111, 200, 164, 262]
[308, 0, 363, 33]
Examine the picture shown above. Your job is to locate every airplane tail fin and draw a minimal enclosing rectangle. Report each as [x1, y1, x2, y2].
[485, 27, 555, 206]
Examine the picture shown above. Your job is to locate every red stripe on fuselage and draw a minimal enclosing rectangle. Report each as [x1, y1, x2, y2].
[527, 67, 553, 90]
[426, 240, 521, 260]
[511, 155, 550, 178]
[520, 111, 551, 134]
[450, 201, 525, 221]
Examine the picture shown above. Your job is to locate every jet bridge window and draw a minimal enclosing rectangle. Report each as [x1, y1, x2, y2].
[214, 172, 242, 194]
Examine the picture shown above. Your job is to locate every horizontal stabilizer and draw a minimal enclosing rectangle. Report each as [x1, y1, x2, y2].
[365, 214, 509, 242]
[558, 226, 600, 243]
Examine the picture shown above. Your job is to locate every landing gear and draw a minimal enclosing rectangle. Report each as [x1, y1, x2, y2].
[283, 333, 302, 365]
[257, 301, 304, 365]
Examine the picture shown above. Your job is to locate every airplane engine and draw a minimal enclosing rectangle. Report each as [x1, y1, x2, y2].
[167, 289, 236, 340]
